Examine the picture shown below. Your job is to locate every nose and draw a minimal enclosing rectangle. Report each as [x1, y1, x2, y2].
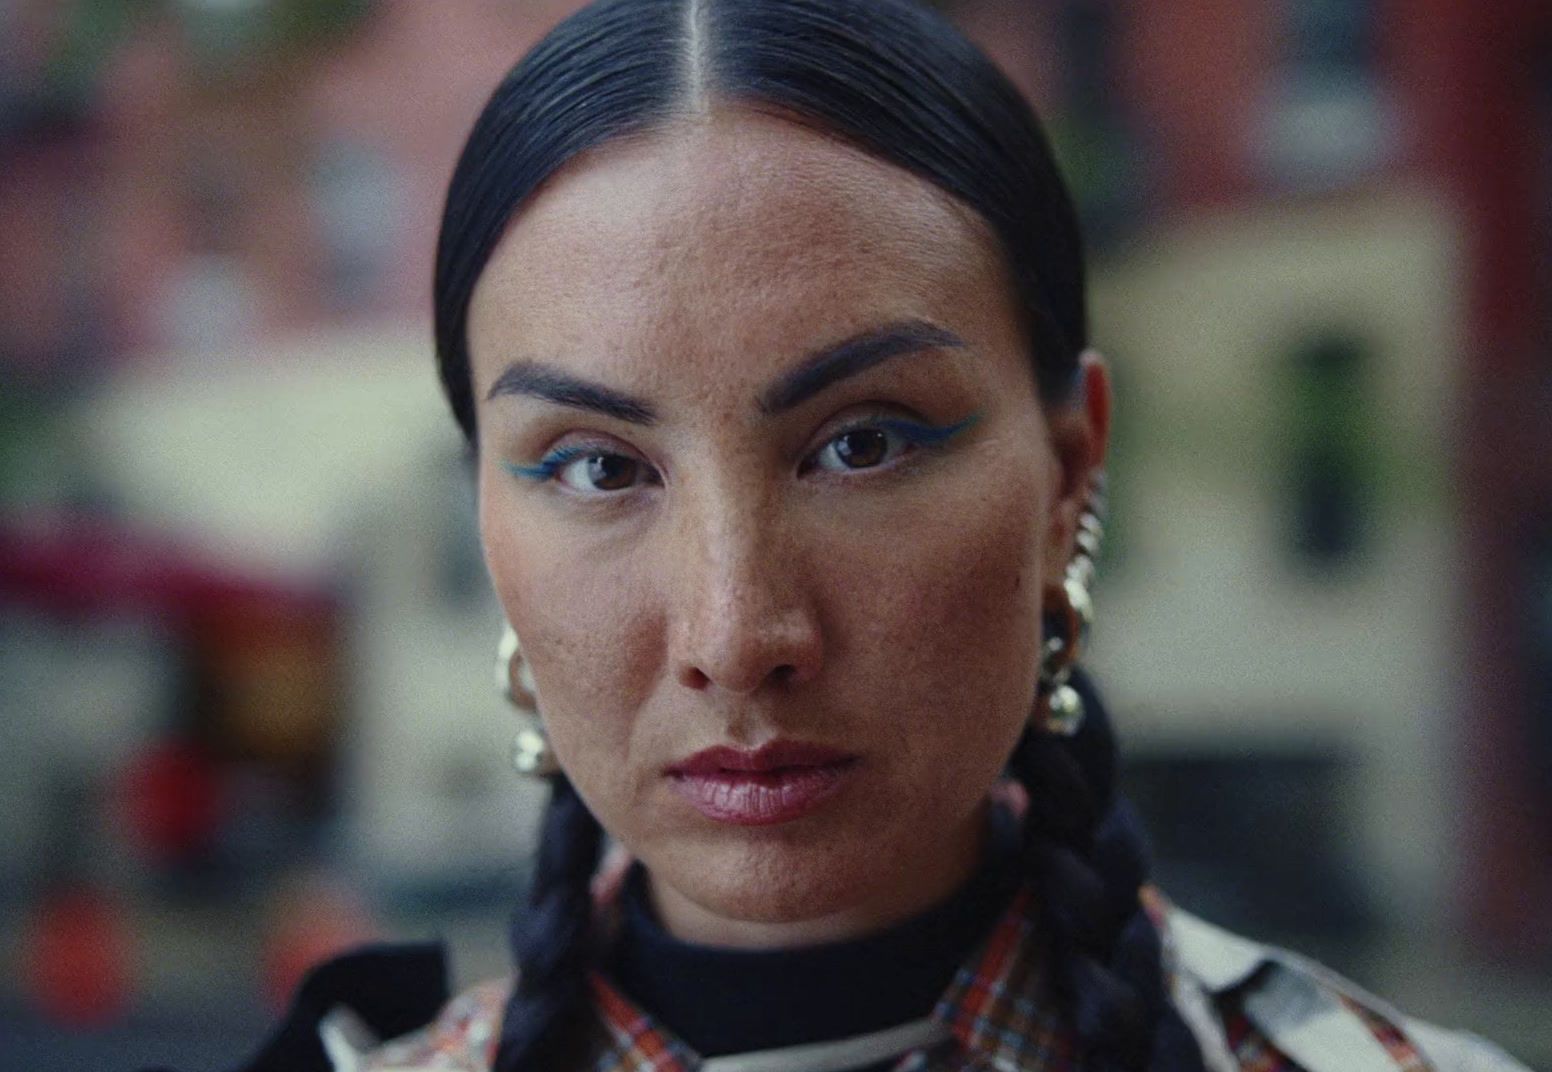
[668, 493, 824, 696]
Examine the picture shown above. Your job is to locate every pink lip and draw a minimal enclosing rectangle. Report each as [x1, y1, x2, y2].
[666, 741, 859, 826]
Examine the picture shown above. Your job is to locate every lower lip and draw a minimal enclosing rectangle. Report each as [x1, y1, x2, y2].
[668, 761, 858, 826]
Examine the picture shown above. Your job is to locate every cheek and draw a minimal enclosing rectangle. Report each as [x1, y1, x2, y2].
[479, 486, 662, 776]
[829, 478, 1050, 703]
[810, 462, 1052, 816]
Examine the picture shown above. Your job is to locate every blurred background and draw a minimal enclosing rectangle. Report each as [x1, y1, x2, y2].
[1, 0, 1549, 1069]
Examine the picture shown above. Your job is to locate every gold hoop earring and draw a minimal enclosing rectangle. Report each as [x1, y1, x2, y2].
[1037, 474, 1105, 737]
[497, 624, 560, 778]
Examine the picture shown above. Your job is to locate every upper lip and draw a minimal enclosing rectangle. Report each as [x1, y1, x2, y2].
[667, 740, 857, 776]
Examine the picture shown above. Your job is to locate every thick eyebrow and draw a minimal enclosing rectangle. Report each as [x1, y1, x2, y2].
[485, 362, 658, 426]
[758, 320, 968, 415]
[484, 319, 967, 426]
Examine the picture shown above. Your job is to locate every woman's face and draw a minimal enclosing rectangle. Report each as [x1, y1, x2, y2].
[468, 110, 1106, 947]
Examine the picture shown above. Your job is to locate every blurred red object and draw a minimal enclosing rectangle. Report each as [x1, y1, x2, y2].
[23, 885, 133, 1028]
[261, 875, 379, 1012]
[0, 517, 326, 622]
[117, 739, 225, 865]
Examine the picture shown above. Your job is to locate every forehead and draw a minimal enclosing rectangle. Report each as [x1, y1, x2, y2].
[466, 108, 1014, 393]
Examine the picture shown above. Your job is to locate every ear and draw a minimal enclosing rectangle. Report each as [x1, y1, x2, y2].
[1041, 351, 1111, 581]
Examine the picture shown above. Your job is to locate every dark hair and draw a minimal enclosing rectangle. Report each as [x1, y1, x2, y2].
[433, 2, 1205, 1071]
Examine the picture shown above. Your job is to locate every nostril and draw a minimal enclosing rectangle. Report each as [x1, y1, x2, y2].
[679, 665, 712, 690]
[770, 664, 797, 686]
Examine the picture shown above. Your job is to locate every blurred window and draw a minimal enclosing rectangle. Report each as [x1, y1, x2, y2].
[1256, 0, 1392, 190]
[1283, 0, 1377, 76]
[1283, 330, 1372, 568]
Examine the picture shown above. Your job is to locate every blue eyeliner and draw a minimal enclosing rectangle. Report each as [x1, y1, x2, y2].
[872, 412, 981, 447]
[504, 445, 590, 482]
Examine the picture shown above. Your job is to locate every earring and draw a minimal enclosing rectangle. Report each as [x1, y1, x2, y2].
[496, 624, 561, 777]
[1037, 474, 1105, 737]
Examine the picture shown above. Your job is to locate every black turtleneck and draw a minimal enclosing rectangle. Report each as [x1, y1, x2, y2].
[604, 806, 1023, 1059]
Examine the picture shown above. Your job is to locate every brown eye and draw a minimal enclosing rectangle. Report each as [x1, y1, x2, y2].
[587, 454, 639, 490]
[832, 429, 890, 469]
[554, 452, 650, 493]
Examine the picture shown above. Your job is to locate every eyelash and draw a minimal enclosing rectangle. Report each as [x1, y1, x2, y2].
[504, 414, 979, 493]
[799, 416, 977, 477]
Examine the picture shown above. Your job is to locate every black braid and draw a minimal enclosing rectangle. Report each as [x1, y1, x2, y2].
[493, 775, 605, 1072]
[1009, 668, 1209, 1072]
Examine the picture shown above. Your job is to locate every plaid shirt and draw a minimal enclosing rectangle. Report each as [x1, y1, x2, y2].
[336, 885, 1454, 1072]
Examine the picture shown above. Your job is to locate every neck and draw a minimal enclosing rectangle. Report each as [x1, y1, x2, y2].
[646, 802, 990, 949]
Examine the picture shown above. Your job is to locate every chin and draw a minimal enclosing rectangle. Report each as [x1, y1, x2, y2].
[652, 823, 896, 930]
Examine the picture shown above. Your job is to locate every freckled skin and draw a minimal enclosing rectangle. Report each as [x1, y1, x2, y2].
[467, 109, 1108, 949]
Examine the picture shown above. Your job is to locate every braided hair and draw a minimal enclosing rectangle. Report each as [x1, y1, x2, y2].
[1009, 669, 1208, 1071]
[496, 775, 603, 1069]
[433, 2, 1208, 1069]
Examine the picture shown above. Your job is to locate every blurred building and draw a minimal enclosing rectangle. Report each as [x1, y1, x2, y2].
[1, 0, 1549, 1068]
[1077, 0, 1552, 967]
